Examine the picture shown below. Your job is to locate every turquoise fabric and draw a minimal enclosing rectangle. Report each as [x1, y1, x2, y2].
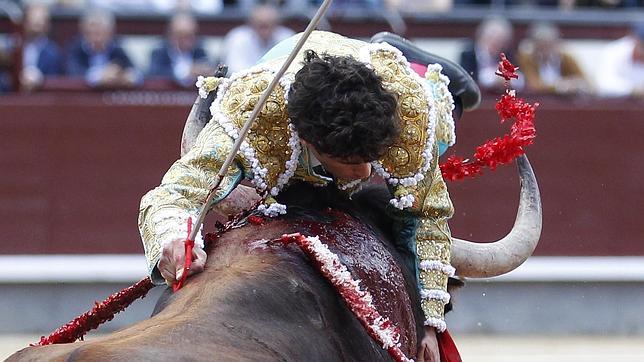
[438, 142, 448, 157]
[257, 34, 299, 64]
[391, 216, 422, 290]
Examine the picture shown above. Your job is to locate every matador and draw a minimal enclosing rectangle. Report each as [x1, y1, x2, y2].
[138, 31, 480, 360]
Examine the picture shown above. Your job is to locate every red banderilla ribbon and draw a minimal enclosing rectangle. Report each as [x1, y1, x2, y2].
[173, 217, 194, 292]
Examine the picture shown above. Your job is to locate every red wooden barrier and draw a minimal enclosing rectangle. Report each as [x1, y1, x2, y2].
[1, 92, 642, 256]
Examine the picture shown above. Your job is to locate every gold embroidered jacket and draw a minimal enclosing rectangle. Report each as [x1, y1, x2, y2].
[139, 31, 456, 331]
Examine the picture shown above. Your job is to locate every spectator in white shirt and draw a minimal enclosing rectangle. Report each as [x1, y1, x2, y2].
[222, 4, 295, 75]
[596, 23, 644, 98]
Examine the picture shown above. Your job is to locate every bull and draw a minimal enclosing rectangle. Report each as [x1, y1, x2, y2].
[7, 153, 540, 362]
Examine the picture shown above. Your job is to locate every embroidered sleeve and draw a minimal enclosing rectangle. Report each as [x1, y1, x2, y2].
[414, 67, 456, 331]
[414, 152, 455, 331]
[138, 120, 244, 284]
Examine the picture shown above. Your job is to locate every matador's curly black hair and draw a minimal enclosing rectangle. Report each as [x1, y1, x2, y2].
[287, 50, 400, 161]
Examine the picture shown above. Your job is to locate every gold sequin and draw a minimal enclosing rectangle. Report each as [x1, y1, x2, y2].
[420, 270, 449, 291]
[421, 299, 446, 319]
[198, 76, 224, 94]
[417, 241, 451, 264]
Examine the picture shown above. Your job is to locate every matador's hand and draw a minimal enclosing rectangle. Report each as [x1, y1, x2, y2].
[158, 238, 207, 286]
[216, 184, 261, 216]
[417, 325, 440, 362]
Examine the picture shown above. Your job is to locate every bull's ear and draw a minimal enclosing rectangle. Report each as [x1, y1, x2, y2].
[370, 32, 481, 112]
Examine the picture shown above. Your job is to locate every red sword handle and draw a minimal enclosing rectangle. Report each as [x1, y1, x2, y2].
[173, 217, 194, 292]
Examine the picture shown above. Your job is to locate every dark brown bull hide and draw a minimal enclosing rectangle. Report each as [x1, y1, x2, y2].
[8, 184, 425, 362]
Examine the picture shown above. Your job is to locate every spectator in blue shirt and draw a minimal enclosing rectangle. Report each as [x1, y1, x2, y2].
[66, 9, 142, 88]
[0, 33, 13, 93]
[20, 3, 63, 91]
[148, 13, 213, 87]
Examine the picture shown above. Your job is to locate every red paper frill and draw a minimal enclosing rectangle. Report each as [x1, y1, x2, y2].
[495, 52, 519, 81]
[35, 277, 154, 346]
[439, 55, 538, 182]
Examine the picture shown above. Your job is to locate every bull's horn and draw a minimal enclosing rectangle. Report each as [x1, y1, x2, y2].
[450, 154, 542, 278]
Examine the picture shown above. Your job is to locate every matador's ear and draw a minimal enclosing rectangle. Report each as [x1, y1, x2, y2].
[370, 32, 481, 112]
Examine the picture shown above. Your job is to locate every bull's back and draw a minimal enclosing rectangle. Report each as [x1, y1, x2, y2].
[7, 343, 78, 362]
[7, 209, 413, 361]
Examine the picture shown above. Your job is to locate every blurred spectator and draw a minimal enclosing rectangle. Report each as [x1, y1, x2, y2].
[460, 17, 524, 92]
[222, 4, 294, 74]
[88, 0, 223, 14]
[0, 0, 20, 93]
[0, 33, 12, 93]
[148, 13, 213, 87]
[20, 3, 63, 91]
[238, 0, 307, 11]
[319, 0, 385, 9]
[384, 0, 452, 12]
[66, 9, 142, 88]
[518, 22, 591, 95]
[596, 23, 644, 98]
[559, 0, 642, 9]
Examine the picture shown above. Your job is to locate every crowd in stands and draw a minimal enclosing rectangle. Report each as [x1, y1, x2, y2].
[3, 0, 644, 12]
[458, 16, 644, 97]
[0, 2, 295, 91]
[0, 1, 643, 98]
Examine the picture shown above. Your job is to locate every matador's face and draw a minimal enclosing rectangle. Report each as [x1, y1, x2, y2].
[308, 144, 372, 181]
